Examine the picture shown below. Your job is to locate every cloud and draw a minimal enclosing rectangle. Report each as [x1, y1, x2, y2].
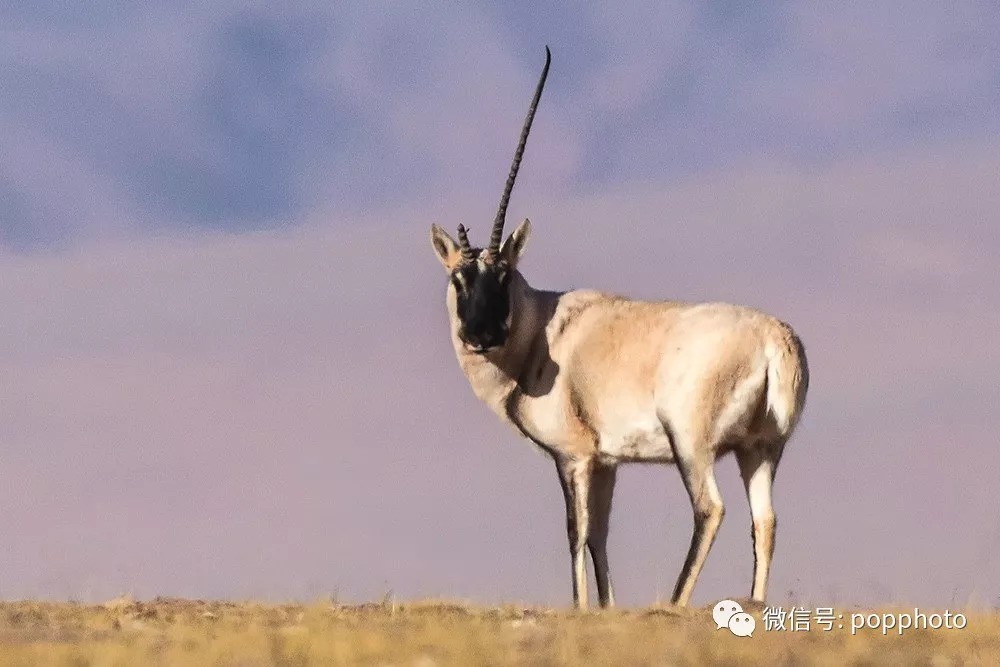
[744, 2, 1000, 142]
[5, 3, 999, 250]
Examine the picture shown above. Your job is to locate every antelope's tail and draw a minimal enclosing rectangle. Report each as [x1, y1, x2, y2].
[764, 324, 809, 437]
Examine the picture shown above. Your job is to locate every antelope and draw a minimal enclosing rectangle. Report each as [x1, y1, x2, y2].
[428, 47, 809, 610]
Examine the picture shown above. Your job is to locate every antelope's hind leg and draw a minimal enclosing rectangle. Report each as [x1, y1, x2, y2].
[736, 441, 785, 602]
[670, 447, 726, 607]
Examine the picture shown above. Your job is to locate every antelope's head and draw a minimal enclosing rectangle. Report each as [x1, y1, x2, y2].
[429, 47, 550, 355]
[431, 219, 532, 354]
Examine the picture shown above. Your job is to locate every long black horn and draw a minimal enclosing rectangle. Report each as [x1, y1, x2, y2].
[488, 46, 551, 256]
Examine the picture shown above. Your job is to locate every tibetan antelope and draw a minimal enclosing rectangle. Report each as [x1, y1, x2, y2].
[429, 47, 809, 610]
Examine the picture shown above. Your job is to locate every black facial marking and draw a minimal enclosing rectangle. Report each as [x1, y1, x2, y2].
[452, 260, 512, 351]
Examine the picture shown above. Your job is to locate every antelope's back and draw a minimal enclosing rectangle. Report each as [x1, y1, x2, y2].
[549, 294, 806, 449]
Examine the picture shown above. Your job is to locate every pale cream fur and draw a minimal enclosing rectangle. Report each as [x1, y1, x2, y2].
[430, 219, 809, 610]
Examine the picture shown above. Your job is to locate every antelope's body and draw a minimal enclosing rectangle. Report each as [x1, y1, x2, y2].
[452, 282, 806, 465]
[429, 47, 809, 610]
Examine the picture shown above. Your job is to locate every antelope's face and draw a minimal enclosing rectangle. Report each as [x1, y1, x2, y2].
[430, 219, 531, 354]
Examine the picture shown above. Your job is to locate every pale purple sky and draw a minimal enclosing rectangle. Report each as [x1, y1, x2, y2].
[1, 2, 998, 608]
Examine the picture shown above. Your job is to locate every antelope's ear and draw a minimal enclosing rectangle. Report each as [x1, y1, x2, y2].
[501, 218, 531, 266]
[430, 224, 462, 271]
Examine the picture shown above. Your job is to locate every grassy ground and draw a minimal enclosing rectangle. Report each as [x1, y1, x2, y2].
[0, 597, 995, 666]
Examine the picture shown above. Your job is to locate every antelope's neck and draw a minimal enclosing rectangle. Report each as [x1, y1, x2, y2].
[452, 280, 556, 433]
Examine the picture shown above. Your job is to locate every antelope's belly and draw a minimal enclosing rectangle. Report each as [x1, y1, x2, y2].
[598, 421, 675, 463]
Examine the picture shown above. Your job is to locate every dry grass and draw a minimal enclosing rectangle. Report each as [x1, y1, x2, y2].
[0, 597, 996, 666]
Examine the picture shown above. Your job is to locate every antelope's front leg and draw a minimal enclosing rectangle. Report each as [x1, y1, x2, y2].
[556, 457, 594, 610]
[555, 460, 579, 606]
[588, 464, 617, 608]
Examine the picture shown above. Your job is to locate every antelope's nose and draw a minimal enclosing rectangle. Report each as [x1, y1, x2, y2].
[467, 331, 505, 353]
